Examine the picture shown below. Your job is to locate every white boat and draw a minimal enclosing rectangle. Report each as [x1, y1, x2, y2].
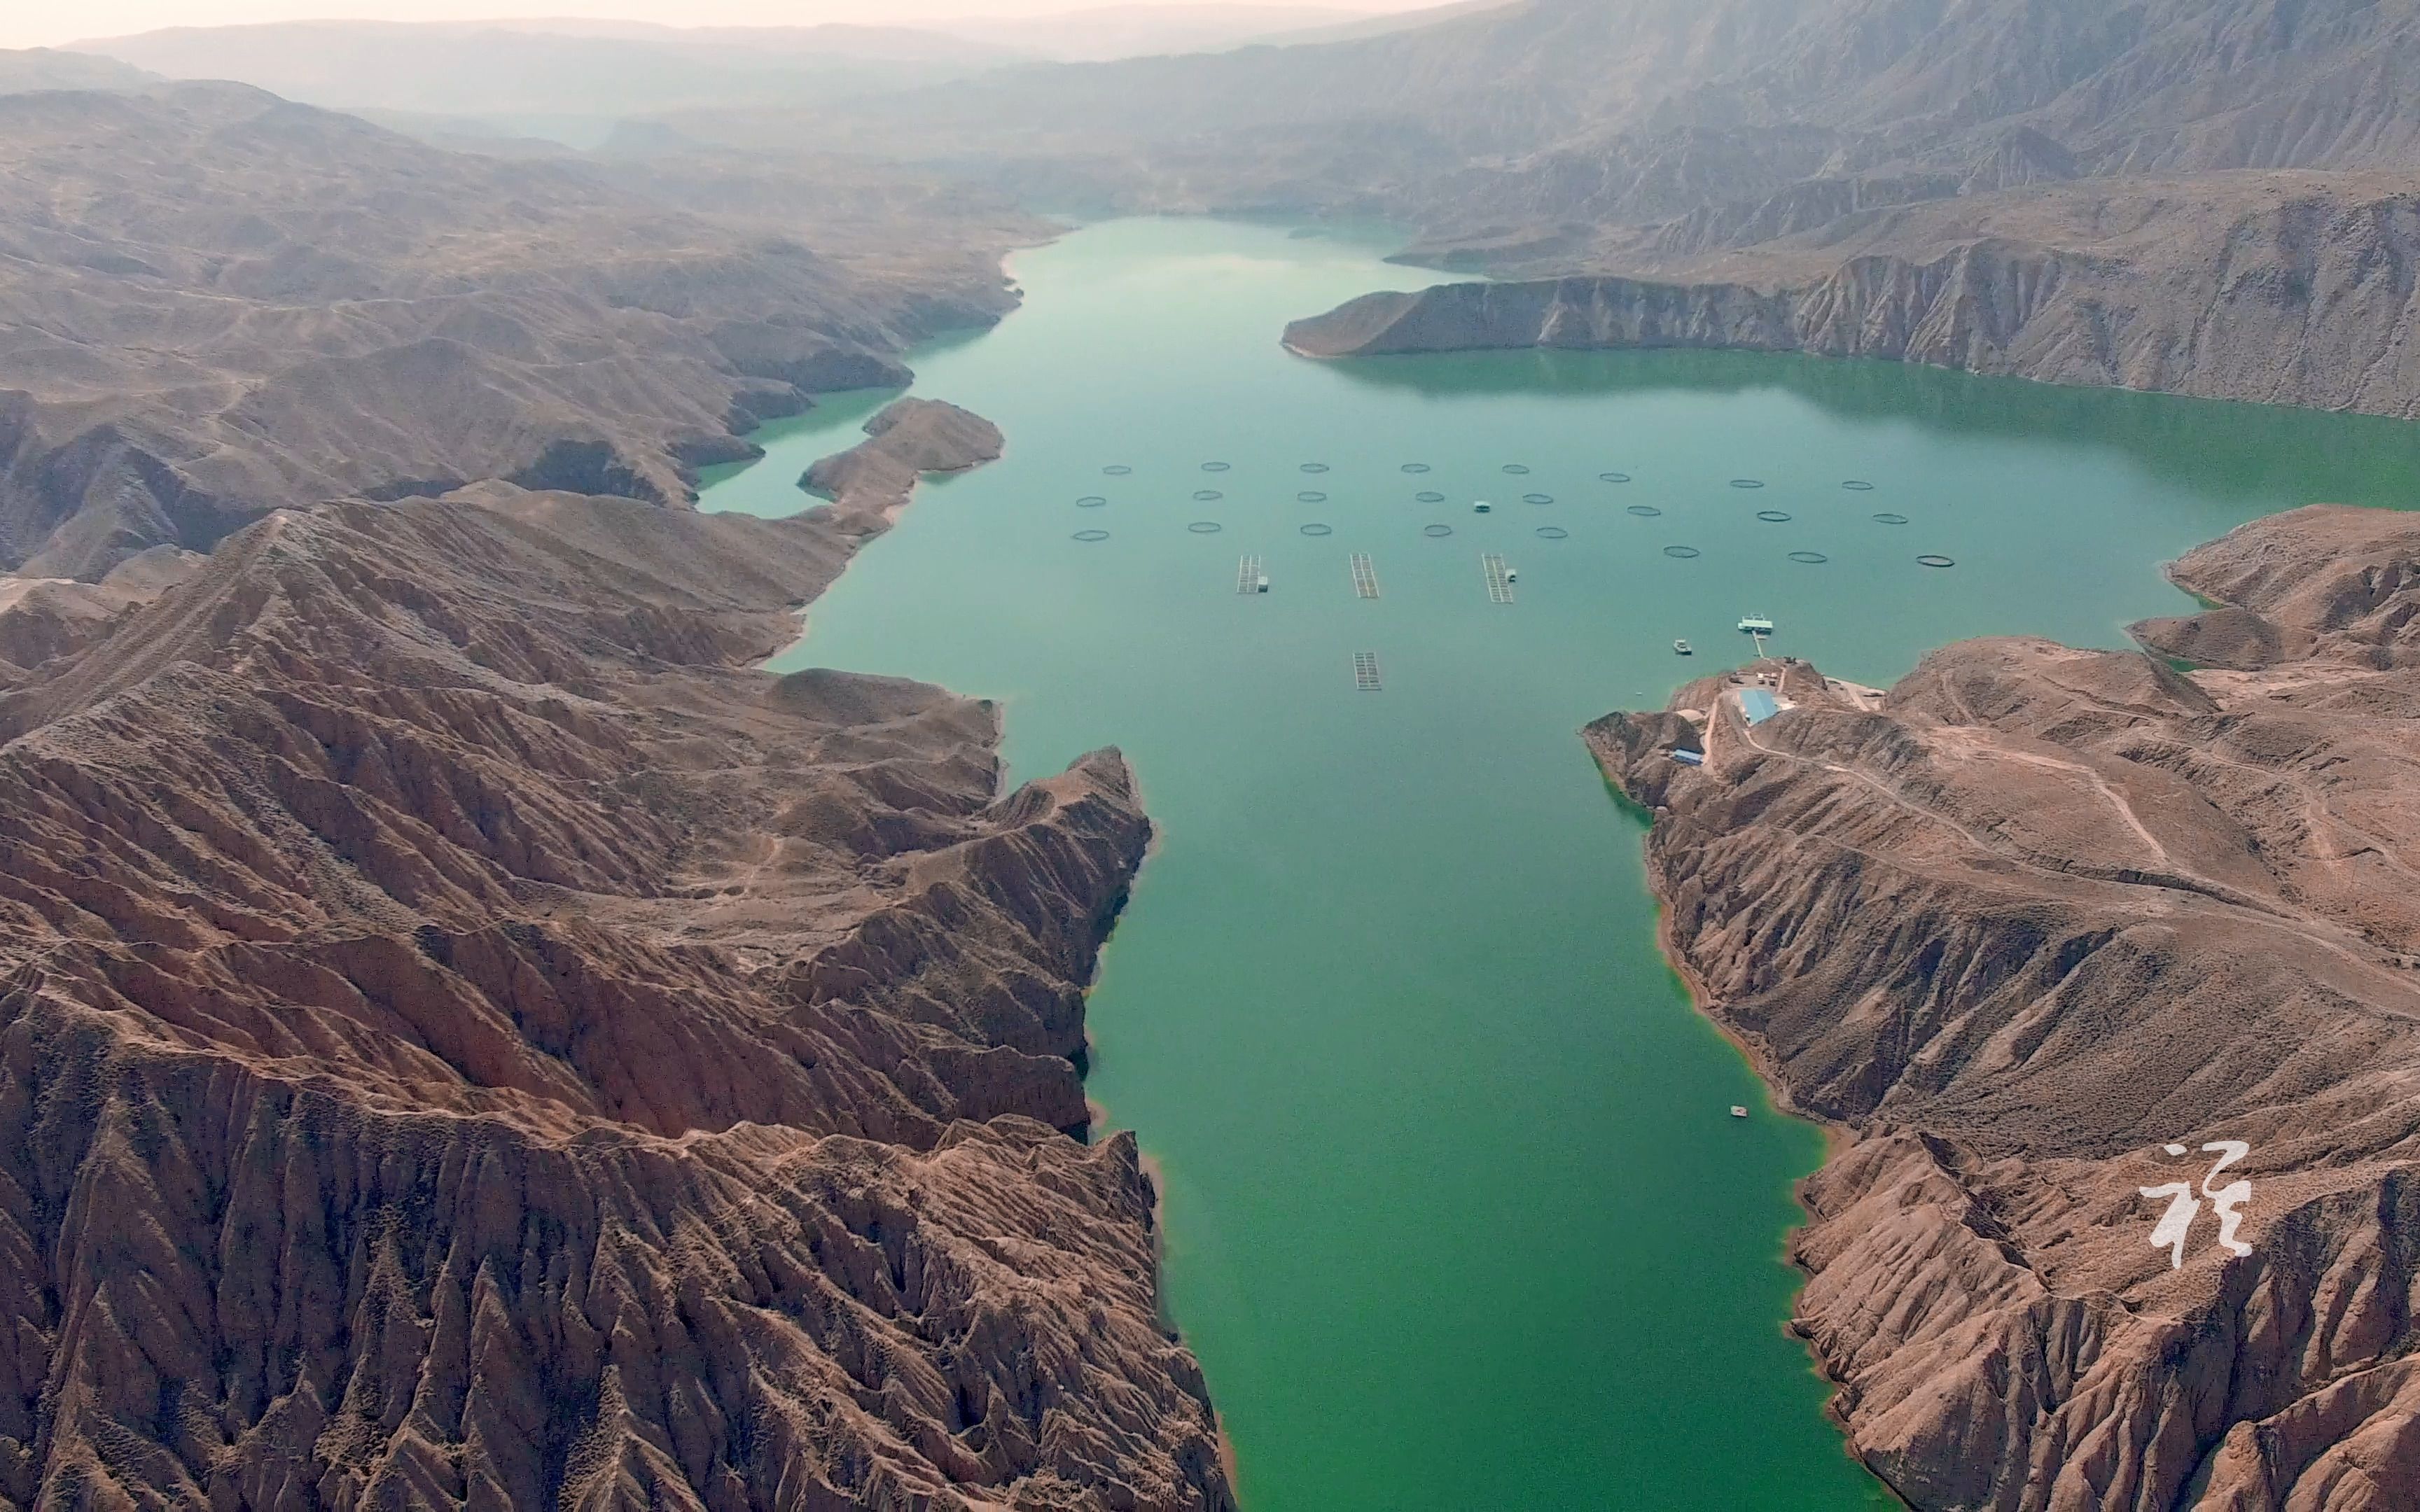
[1473, 500, 1492, 512]
[1674, 638, 1692, 655]
[1256, 574, 1270, 593]
[1505, 566, 1518, 583]
[1729, 1105, 1749, 1119]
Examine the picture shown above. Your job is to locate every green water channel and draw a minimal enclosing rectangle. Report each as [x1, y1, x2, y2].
[700, 218, 2420, 1509]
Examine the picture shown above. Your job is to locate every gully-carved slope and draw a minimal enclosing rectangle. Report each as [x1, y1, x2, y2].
[0, 426, 1231, 1506]
[0, 76, 1038, 582]
[1586, 505, 2420, 1509]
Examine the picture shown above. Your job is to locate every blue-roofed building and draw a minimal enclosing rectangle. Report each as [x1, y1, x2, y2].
[1739, 688, 1781, 724]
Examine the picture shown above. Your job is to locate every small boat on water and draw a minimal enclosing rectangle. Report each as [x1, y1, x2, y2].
[1473, 500, 1493, 513]
[1256, 573, 1270, 594]
[1505, 566, 1518, 583]
[1730, 1105, 1750, 1119]
[1674, 638, 1692, 655]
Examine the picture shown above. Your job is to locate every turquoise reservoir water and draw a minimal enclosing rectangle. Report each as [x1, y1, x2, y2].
[700, 218, 2420, 1509]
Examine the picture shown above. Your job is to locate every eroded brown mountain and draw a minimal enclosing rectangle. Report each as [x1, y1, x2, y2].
[1285, 173, 2420, 420]
[800, 398, 1006, 531]
[0, 76, 1041, 581]
[1586, 505, 2420, 1509]
[0, 442, 1231, 1505]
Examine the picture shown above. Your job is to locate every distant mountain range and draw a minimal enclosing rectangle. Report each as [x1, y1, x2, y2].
[62, 6, 1498, 144]
[779, 0, 2420, 419]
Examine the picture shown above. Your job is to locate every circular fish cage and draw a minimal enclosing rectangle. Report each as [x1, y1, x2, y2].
[1626, 505, 1663, 517]
[1663, 545, 1702, 559]
[1103, 465, 1132, 476]
[1192, 489, 1223, 502]
[1536, 526, 1569, 540]
[1872, 512, 1910, 524]
[1300, 523, 1333, 536]
[1401, 462, 1432, 475]
[1298, 491, 1328, 503]
[1755, 510, 1793, 522]
[1072, 529, 1110, 542]
[1424, 524, 1454, 537]
[1188, 521, 1223, 534]
[1917, 553, 1956, 568]
[1730, 479, 1765, 489]
[1201, 461, 1230, 473]
[1416, 490, 1447, 503]
[1842, 480, 1877, 491]
[1076, 496, 1108, 508]
[1788, 550, 1829, 564]
[1599, 472, 1632, 484]
[1523, 493, 1555, 505]
[1300, 462, 1330, 474]
[1502, 463, 1531, 475]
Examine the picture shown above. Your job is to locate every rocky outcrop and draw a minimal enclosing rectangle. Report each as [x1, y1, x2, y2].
[1585, 505, 2420, 1509]
[1288, 174, 2420, 419]
[0, 80, 1035, 580]
[0, 547, 203, 686]
[0, 455, 1231, 1505]
[800, 398, 1006, 531]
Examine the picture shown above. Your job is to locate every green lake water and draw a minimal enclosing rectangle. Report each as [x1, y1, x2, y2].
[700, 218, 2420, 1509]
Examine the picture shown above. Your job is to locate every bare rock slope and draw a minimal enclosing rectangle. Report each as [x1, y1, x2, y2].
[1586, 505, 2420, 1509]
[0, 432, 1231, 1504]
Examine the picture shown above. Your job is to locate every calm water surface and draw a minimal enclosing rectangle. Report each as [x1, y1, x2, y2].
[701, 218, 2420, 1509]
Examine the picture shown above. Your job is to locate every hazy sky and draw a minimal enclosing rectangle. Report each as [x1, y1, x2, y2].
[15, 1, 1438, 52]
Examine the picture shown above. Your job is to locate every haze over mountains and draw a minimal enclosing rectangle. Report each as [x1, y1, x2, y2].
[4, 2, 2420, 1507]
[780, 0, 2420, 416]
[0, 78, 1045, 579]
[64, 6, 1482, 142]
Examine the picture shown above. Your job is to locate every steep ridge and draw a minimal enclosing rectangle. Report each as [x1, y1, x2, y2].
[0, 77, 1038, 581]
[0, 444, 1232, 1504]
[1286, 173, 2420, 419]
[1584, 505, 2420, 1508]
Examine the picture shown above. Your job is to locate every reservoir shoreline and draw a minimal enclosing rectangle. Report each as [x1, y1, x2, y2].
[704, 216, 2420, 1511]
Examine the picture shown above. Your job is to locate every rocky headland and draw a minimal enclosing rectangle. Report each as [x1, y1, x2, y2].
[0, 416, 1232, 1506]
[1585, 503, 2420, 1508]
[800, 398, 1006, 531]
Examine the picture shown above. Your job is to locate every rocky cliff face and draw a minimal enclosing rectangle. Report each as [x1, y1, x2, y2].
[0, 433, 1231, 1505]
[1287, 174, 2420, 419]
[1584, 505, 2420, 1509]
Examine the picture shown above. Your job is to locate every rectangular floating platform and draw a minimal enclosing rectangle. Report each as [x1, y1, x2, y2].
[1349, 552, 1379, 599]
[1481, 553, 1514, 605]
[1353, 651, 1382, 692]
[1237, 555, 1265, 594]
